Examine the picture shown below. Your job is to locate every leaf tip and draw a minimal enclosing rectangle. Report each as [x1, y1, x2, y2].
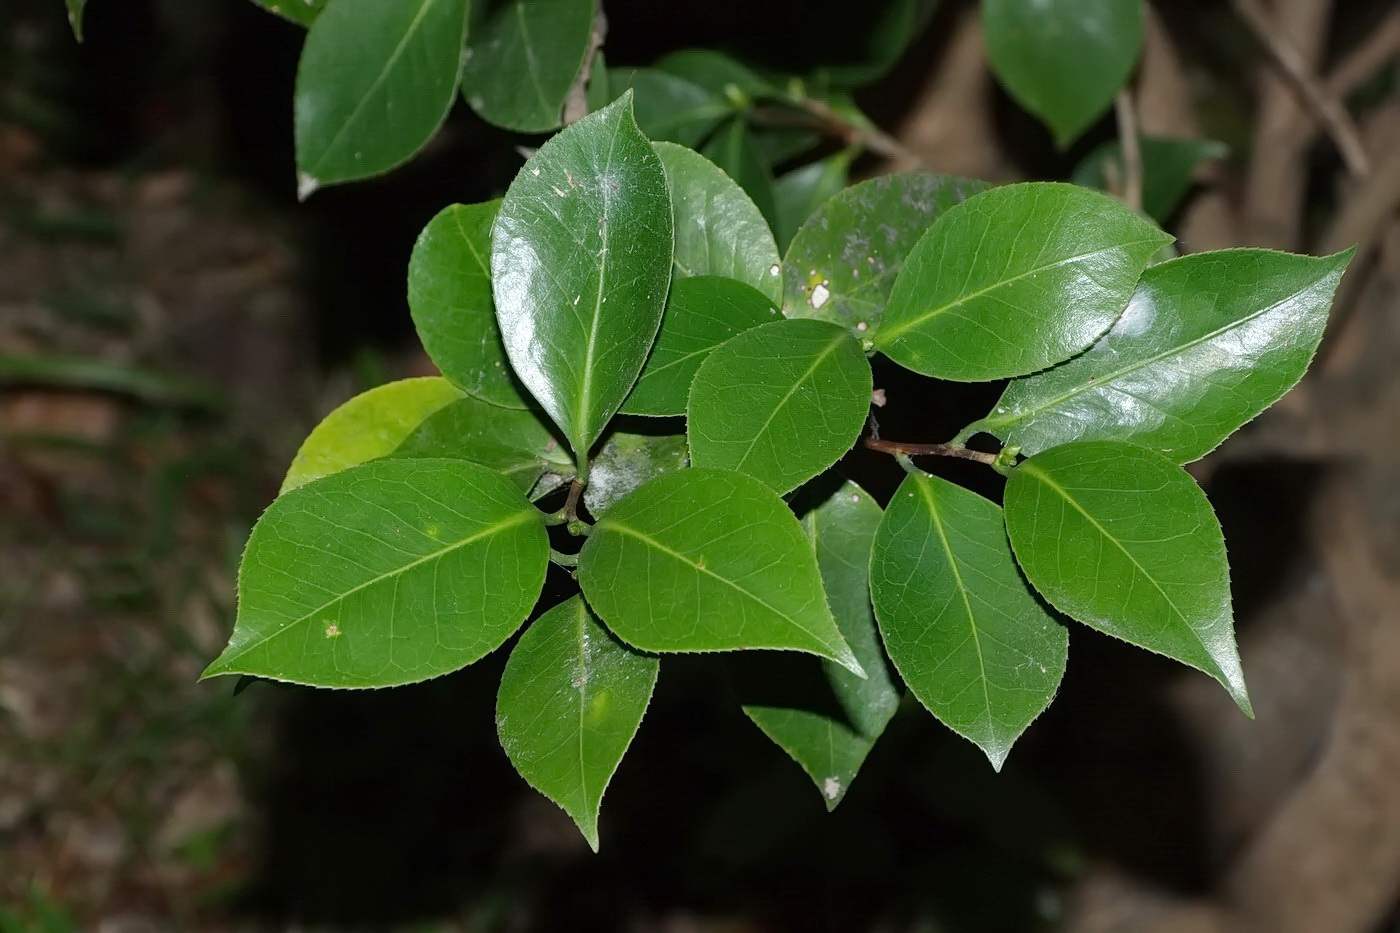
[297, 171, 320, 202]
[983, 743, 1011, 773]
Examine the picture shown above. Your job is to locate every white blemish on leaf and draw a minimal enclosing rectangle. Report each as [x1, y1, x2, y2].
[809, 281, 831, 310]
[324, 621, 341, 638]
[296, 172, 320, 202]
[768, 263, 780, 276]
[823, 777, 841, 800]
[855, 321, 868, 332]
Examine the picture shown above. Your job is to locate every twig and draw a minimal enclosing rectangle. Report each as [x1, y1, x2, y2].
[1325, 7, 1400, 100]
[1233, 0, 1370, 178]
[562, 4, 607, 126]
[789, 96, 926, 171]
[1114, 88, 1144, 213]
[563, 478, 585, 524]
[864, 436, 998, 466]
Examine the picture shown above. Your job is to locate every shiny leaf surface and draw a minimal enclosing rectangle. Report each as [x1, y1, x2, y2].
[878, 182, 1172, 381]
[497, 596, 658, 850]
[584, 431, 689, 517]
[1004, 441, 1250, 714]
[391, 393, 574, 490]
[701, 117, 777, 228]
[462, 0, 596, 132]
[872, 472, 1066, 769]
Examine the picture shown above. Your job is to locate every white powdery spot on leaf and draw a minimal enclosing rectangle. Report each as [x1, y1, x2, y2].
[823, 776, 841, 800]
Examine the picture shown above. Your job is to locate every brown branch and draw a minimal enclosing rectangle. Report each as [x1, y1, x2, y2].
[1114, 88, 1144, 213]
[562, 4, 607, 126]
[790, 96, 926, 171]
[1326, 7, 1400, 103]
[864, 436, 998, 466]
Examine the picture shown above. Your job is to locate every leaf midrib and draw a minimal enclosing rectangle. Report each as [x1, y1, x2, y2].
[731, 328, 850, 474]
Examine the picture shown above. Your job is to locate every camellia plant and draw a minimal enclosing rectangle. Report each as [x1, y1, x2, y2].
[121, 0, 1357, 849]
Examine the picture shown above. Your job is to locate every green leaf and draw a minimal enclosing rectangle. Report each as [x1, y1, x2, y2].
[702, 117, 777, 229]
[584, 430, 689, 517]
[281, 377, 464, 494]
[408, 201, 531, 410]
[622, 276, 778, 418]
[585, 50, 611, 113]
[772, 151, 854, 253]
[578, 468, 864, 675]
[877, 182, 1172, 381]
[462, 0, 596, 133]
[821, 0, 941, 87]
[655, 49, 774, 103]
[391, 393, 574, 490]
[205, 458, 549, 688]
[492, 92, 673, 461]
[294, 0, 470, 193]
[982, 0, 1144, 146]
[607, 68, 732, 146]
[65, 0, 87, 40]
[496, 595, 658, 851]
[784, 172, 988, 336]
[1072, 136, 1227, 222]
[688, 319, 871, 495]
[742, 481, 899, 809]
[973, 248, 1353, 462]
[1003, 441, 1250, 715]
[871, 472, 1066, 770]
[249, 0, 328, 27]
[654, 143, 782, 304]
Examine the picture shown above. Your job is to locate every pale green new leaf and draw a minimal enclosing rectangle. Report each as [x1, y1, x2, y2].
[205, 458, 549, 688]
[871, 472, 1066, 769]
[578, 469, 864, 675]
[584, 431, 689, 517]
[1003, 441, 1251, 715]
[973, 248, 1353, 462]
[689, 319, 871, 495]
[294, 0, 469, 192]
[621, 276, 778, 418]
[492, 93, 673, 460]
[281, 377, 464, 493]
[654, 143, 782, 303]
[497, 596, 659, 851]
[877, 182, 1172, 381]
[983, 0, 1143, 146]
[462, 0, 596, 133]
[743, 481, 899, 809]
[783, 172, 988, 336]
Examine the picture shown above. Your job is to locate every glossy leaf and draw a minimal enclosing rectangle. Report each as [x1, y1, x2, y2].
[584, 431, 689, 517]
[496, 595, 658, 851]
[702, 117, 777, 229]
[607, 68, 731, 147]
[973, 248, 1353, 462]
[622, 276, 778, 417]
[578, 469, 863, 675]
[408, 201, 530, 410]
[1004, 441, 1251, 714]
[772, 151, 854, 253]
[743, 482, 899, 809]
[492, 93, 673, 460]
[983, 0, 1144, 146]
[1072, 136, 1227, 222]
[204, 459, 549, 688]
[294, 0, 469, 192]
[250, 0, 327, 27]
[688, 319, 871, 494]
[654, 142, 782, 303]
[391, 393, 574, 490]
[462, 0, 596, 133]
[281, 377, 464, 494]
[871, 472, 1066, 769]
[784, 172, 988, 336]
[877, 182, 1172, 381]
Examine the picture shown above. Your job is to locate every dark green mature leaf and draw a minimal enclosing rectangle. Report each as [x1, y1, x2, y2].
[607, 68, 732, 146]
[578, 469, 864, 675]
[65, 0, 88, 40]
[877, 183, 1172, 381]
[871, 472, 1066, 770]
[772, 151, 855, 253]
[281, 377, 464, 493]
[654, 143, 782, 303]
[463, 0, 596, 133]
[584, 431, 689, 517]
[784, 173, 988, 336]
[655, 49, 773, 102]
[250, 0, 328, 27]
[585, 50, 611, 113]
[391, 393, 574, 490]
[294, 0, 469, 193]
[972, 248, 1353, 462]
[983, 0, 1144, 146]
[492, 93, 673, 461]
[702, 118, 777, 230]
[689, 319, 871, 494]
[822, 0, 941, 87]
[743, 481, 899, 809]
[622, 276, 778, 417]
[1073, 136, 1227, 222]
[409, 201, 531, 410]
[497, 595, 658, 851]
[205, 459, 549, 688]
[1004, 441, 1251, 715]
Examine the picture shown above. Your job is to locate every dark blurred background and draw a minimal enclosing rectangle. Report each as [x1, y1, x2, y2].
[3, 0, 1399, 930]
